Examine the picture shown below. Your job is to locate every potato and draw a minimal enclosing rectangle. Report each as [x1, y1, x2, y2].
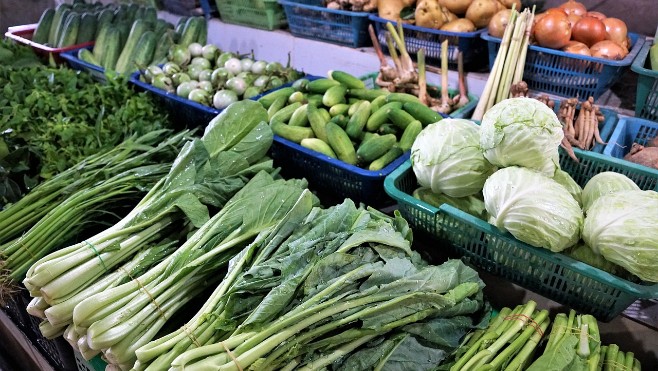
[465, 0, 499, 28]
[499, 0, 521, 9]
[416, 0, 446, 29]
[439, 0, 473, 15]
[440, 18, 477, 32]
[378, 0, 416, 21]
[624, 143, 658, 169]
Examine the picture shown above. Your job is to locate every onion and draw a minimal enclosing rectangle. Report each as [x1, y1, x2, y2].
[533, 12, 572, 49]
[603, 17, 628, 48]
[544, 7, 568, 16]
[590, 40, 628, 60]
[571, 16, 607, 47]
[566, 13, 581, 31]
[585, 11, 606, 21]
[488, 9, 512, 38]
[558, 0, 586, 16]
[562, 40, 590, 55]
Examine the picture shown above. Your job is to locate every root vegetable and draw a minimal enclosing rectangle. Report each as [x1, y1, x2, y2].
[623, 144, 658, 169]
[378, 0, 415, 21]
[585, 11, 606, 21]
[439, 0, 473, 15]
[533, 12, 572, 49]
[488, 9, 513, 38]
[649, 135, 658, 148]
[453, 51, 470, 108]
[416, 0, 446, 29]
[499, 0, 520, 9]
[603, 18, 628, 48]
[561, 133, 580, 163]
[571, 16, 607, 47]
[441, 18, 476, 32]
[368, 25, 398, 83]
[510, 81, 528, 97]
[590, 40, 628, 60]
[465, 0, 499, 28]
[558, 0, 587, 16]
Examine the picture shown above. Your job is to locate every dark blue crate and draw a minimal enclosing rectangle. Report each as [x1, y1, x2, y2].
[482, 32, 645, 99]
[278, 0, 371, 48]
[60, 47, 107, 83]
[270, 135, 409, 207]
[604, 117, 658, 178]
[368, 14, 487, 69]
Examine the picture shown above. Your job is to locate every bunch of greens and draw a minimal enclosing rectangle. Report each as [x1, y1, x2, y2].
[22, 100, 276, 368]
[0, 65, 169, 205]
[0, 39, 42, 68]
[133, 199, 488, 371]
[0, 130, 190, 286]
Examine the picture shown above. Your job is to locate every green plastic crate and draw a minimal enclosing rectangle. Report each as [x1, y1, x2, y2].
[631, 41, 658, 122]
[384, 149, 658, 322]
[216, 0, 287, 30]
[360, 72, 479, 119]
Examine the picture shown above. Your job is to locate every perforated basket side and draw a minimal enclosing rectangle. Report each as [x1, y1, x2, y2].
[603, 117, 658, 183]
[631, 42, 658, 122]
[216, 0, 287, 30]
[60, 47, 107, 83]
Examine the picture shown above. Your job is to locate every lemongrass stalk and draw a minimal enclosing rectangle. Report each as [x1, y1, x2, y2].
[497, 10, 528, 102]
[487, 310, 549, 370]
[472, 9, 518, 120]
[599, 345, 608, 369]
[511, 7, 535, 87]
[385, 33, 402, 74]
[624, 352, 635, 369]
[503, 316, 550, 371]
[297, 335, 377, 371]
[605, 344, 619, 371]
[616, 351, 627, 370]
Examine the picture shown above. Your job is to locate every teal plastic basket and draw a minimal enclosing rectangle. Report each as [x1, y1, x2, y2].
[631, 41, 658, 122]
[603, 116, 658, 177]
[482, 32, 645, 99]
[360, 72, 479, 119]
[551, 100, 618, 154]
[278, 0, 371, 48]
[384, 150, 658, 322]
[216, 0, 287, 30]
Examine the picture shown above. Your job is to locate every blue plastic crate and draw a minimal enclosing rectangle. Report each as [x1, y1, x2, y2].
[551, 100, 618, 154]
[369, 14, 487, 69]
[603, 116, 658, 176]
[271, 135, 409, 206]
[482, 32, 645, 99]
[61, 47, 108, 83]
[631, 41, 658, 122]
[278, 0, 371, 48]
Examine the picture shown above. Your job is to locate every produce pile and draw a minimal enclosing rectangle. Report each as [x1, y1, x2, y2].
[0, 49, 169, 206]
[257, 70, 442, 170]
[137, 42, 304, 110]
[411, 97, 658, 284]
[78, 15, 203, 75]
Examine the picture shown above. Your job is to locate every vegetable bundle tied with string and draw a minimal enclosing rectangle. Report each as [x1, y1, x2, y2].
[133, 201, 489, 371]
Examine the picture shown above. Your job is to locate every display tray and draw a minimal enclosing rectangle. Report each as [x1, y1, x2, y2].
[60, 46, 107, 83]
[482, 32, 644, 99]
[384, 149, 658, 322]
[4, 24, 95, 64]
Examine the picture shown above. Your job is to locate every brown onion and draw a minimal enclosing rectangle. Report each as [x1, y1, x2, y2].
[571, 16, 607, 47]
[533, 12, 572, 49]
[499, 0, 520, 9]
[566, 13, 581, 31]
[559, 0, 587, 16]
[488, 9, 512, 38]
[544, 7, 568, 16]
[562, 40, 591, 56]
[603, 17, 628, 47]
[590, 40, 628, 60]
[586, 11, 606, 20]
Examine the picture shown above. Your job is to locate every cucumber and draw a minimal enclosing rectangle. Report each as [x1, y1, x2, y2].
[318, 108, 331, 123]
[33, 9, 55, 44]
[78, 48, 99, 66]
[101, 27, 122, 71]
[322, 85, 347, 107]
[57, 13, 80, 47]
[345, 101, 371, 140]
[329, 114, 348, 128]
[196, 17, 208, 45]
[357, 134, 397, 164]
[152, 29, 175, 64]
[369, 147, 403, 171]
[306, 78, 341, 94]
[267, 96, 289, 121]
[114, 19, 148, 74]
[386, 92, 421, 104]
[258, 87, 295, 109]
[92, 22, 111, 64]
[49, 8, 70, 46]
[288, 91, 306, 104]
[326, 122, 357, 165]
[131, 30, 157, 73]
[306, 94, 323, 107]
[76, 13, 96, 44]
[271, 102, 302, 124]
[300, 138, 337, 159]
[95, 9, 114, 38]
[144, 7, 157, 24]
[347, 88, 389, 101]
[378, 123, 400, 136]
[397, 120, 422, 152]
[402, 101, 443, 126]
[272, 121, 315, 143]
[175, 16, 189, 35]
[308, 104, 329, 142]
[329, 103, 350, 117]
[366, 102, 402, 131]
[387, 108, 416, 130]
[180, 17, 202, 48]
[329, 70, 365, 90]
[289, 104, 309, 127]
[370, 95, 388, 114]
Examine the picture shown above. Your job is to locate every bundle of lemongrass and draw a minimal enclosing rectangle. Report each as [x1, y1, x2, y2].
[472, 6, 535, 121]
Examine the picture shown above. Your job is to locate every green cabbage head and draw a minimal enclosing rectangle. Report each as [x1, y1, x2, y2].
[411, 119, 495, 198]
[483, 166, 583, 252]
[581, 172, 640, 213]
[582, 190, 658, 282]
[479, 97, 563, 177]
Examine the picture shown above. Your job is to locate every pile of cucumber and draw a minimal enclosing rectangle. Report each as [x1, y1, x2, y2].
[258, 71, 443, 171]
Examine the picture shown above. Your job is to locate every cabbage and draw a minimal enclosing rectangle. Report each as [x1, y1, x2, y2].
[553, 169, 582, 207]
[563, 242, 623, 276]
[582, 190, 658, 282]
[411, 119, 494, 198]
[412, 187, 487, 220]
[479, 97, 563, 177]
[483, 167, 582, 252]
[581, 172, 640, 213]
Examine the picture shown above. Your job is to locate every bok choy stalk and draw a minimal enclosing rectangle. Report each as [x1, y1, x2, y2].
[0, 162, 173, 284]
[0, 129, 187, 247]
[169, 236, 485, 370]
[73, 173, 315, 368]
[22, 100, 274, 305]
